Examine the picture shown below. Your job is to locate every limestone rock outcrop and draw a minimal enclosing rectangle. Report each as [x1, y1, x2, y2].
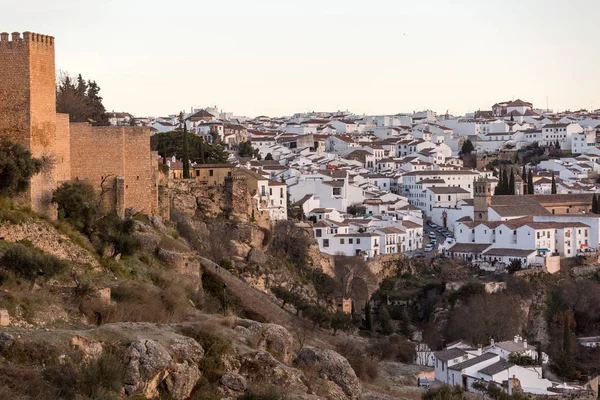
[294, 346, 362, 400]
[123, 339, 202, 399]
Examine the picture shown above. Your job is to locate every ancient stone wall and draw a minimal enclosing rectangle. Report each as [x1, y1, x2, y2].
[70, 124, 158, 215]
[55, 113, 71, 184]
[123, 127, 156, 214]
[0, 32, 31, 146]
[28, 33, 58, 212]
[70, 123, 123, 211]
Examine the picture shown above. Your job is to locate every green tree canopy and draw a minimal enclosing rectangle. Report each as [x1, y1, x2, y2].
[238, 141, 259, 158]
[52, 181, 102, 235]
[151, 129, 228, 164]
[461, 139, 474, 154]
[0, 140, 42, 197]
[56, 72, 108, 125]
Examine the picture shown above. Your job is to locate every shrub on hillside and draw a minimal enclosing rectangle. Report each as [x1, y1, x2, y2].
[52, 181, 102, 235]
[0, 139, 42, 197]
[0, 244, 68, 281]
[423, 385, 467, 399]
[95, 215, 141, 256]
[178, 325, 233, 383]
[270, 220, 310, 264]
[81, 279, 193, 325]
[335, 341, 379, 382]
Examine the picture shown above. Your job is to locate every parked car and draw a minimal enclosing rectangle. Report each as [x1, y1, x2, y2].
[428, 232, 436, 239]
[426, 221, 435, 228]
[418, 377, 431, 388]
[424, 244, 434, 252]
[413, 252, 425, 258]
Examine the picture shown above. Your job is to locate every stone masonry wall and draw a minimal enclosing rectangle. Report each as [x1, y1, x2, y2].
[70, 123, 158, 215]
[55, 113, 71, 184]
[123, 127, 157, 214]
[0, 32, 31, 147]
[70, 123, 123, 211]
[28, 33, 58, 212]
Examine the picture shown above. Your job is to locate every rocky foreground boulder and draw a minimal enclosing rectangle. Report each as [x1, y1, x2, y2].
[294, 346, 362, 400]
[123, 339, 202, 399]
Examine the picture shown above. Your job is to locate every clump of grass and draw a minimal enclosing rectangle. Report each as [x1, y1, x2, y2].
[0, 243, 69, 282]
[178, 325, 233, 383]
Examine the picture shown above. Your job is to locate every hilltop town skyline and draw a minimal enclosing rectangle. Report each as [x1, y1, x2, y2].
[1, 0, 598, 117]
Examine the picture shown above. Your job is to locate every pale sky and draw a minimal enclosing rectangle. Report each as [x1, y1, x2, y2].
[1, 0, 598, 118]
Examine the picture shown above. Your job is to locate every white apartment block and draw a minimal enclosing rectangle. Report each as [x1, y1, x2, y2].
[402, 170, 480, 211]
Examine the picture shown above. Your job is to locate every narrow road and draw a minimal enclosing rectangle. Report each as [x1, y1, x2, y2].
[199, 257, 336, 347]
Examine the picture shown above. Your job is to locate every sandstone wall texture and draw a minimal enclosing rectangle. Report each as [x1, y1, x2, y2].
[70, 124, 158, 216]
[55, 112, 71, 183]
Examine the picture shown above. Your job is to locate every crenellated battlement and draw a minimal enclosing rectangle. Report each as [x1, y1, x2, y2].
[0, 31, 54, 48]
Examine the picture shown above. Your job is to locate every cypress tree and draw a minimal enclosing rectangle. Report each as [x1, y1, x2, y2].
[502, 168, 509, 195]
[400, 307, 412, 339]
[551, 172, 557, 194]
[522, 167, 528, 194]
[379, 304, 394, 335]
[365, 300, 372, 331]
[494, 168, 503, 195]
[181, 112, 190, 179]
[509, 169, 515, 195]
[527, 170, 534, 195]
[592, 194, 598, 214]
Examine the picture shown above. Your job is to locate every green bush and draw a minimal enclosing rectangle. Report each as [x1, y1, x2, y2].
[52, 181, 102, 235]
[178, 326, 232, 383]
[335, 341, 379, 382]
[43, 351, 125, 400]
[0, 139, 42, 197]
[96, 215, 141, 256]
[0, 243, 69, 281]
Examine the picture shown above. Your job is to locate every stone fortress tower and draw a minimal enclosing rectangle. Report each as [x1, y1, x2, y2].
[473, 176, 491, 222]
[0, 31, 158, 216]
[0, 32, 64, 211]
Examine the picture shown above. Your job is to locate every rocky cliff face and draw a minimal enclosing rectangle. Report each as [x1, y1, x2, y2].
[167, 179, 271, 230]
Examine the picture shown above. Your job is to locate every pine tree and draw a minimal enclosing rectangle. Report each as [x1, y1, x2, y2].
[527, 169, 534, 195]
[509, 169, 515, 195]
[365, 300, 372, 331]
[551, 172, 557, 194]
[181, 112, 190, 179]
